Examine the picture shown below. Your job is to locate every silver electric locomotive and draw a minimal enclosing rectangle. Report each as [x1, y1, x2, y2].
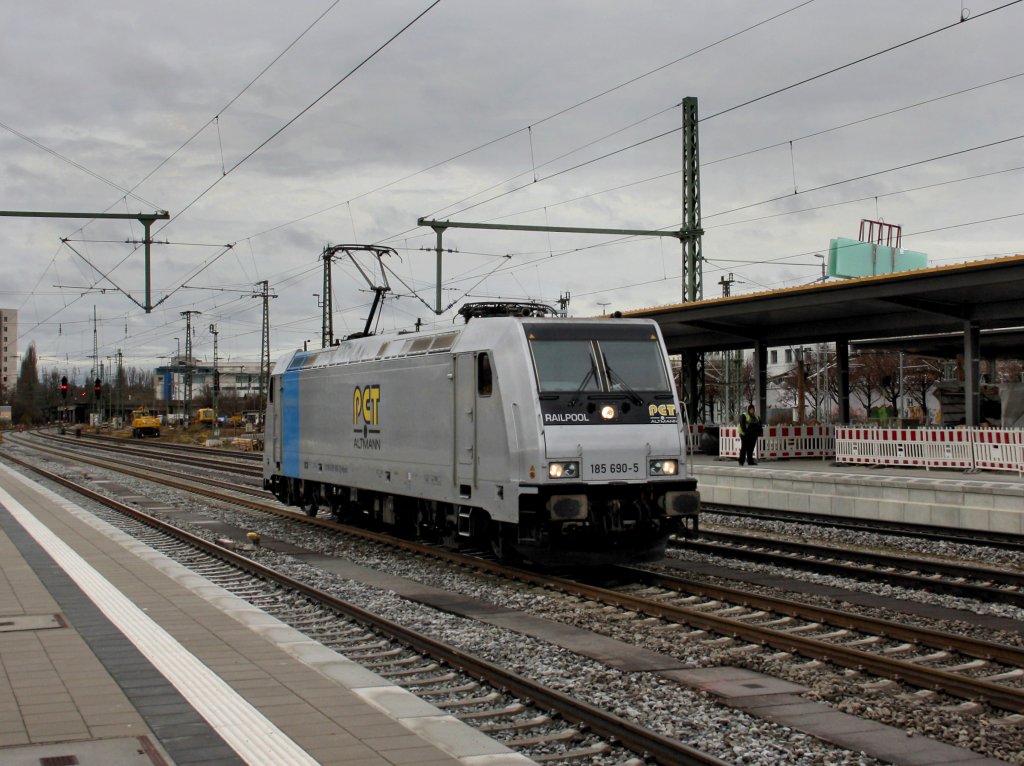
[263, 303, 699, 566]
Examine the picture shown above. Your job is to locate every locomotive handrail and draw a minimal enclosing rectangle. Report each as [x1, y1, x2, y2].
[681, 401, 695, 479]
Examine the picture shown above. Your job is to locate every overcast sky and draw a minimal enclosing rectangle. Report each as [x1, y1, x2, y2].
[3, 0, 1023, 378]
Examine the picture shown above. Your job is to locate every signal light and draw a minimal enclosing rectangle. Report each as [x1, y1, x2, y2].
[60, 376, 68, 399]
[94, 378, 102, 399]
[213, 370, 220, 393]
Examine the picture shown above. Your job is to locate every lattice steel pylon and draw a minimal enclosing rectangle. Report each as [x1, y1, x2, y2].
[320, 246, 335, 348]
[180, 310, 201, 424]
[681, 96, 706, 423]
[253, 280, 276, 423]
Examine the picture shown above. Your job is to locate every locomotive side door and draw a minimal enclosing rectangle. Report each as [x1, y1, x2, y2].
[272, 376, 282, 467]
[453, 353, 476, 494]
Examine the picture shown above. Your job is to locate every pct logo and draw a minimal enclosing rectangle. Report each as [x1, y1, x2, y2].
[648, 403, 678, 423]
[353, 384, 381, 426]
[352, 385, 382, 449]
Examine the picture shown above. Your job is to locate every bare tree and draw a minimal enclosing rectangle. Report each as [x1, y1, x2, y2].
[902, 356, 944, 421]
[741, 357, 756, 411]
[774, 348, 835, 421]
[997, 358, 1023, 383]
[850, 351, 897, 417]
[13, 345, 43, 425]
[702, 354, 725, 422]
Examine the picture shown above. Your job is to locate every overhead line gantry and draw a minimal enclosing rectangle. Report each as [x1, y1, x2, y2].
[0, 209, 169, 312]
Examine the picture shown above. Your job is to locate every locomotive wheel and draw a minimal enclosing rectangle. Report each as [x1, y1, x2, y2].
[329, 498, 344, 523]
[490, 521, 519, 563]
[301, 497, 319, 517]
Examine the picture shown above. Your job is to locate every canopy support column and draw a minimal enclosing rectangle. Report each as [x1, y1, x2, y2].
[837, 340, 851, 424]
[753, 341, 768, 418]
[964, 320, 981, 427]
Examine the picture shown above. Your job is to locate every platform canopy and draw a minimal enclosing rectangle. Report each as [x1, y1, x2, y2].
[624, 254, 1024, 426]
[625, 254, 1024, 353]
[851, 327, 1024, 358]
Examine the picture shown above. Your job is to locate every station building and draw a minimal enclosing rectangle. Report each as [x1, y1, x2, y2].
[153, 356, 268, 410]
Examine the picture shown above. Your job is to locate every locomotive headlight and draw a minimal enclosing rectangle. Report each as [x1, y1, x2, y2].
[548, 461, 579, 479]
[649, 459, 678, 476]
[600, 405, 616, 421]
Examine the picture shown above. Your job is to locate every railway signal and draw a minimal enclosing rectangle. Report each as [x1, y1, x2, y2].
[94, 378, 102, 399]
[60, 376, 68, 399]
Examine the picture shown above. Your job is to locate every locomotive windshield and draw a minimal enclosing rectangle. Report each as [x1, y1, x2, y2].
[529, 340, 603, 392]
[527, 329, 671, 394]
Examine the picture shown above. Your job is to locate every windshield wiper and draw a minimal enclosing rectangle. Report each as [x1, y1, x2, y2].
[604, 363, 644, 406]
[568, 366, 596, 407]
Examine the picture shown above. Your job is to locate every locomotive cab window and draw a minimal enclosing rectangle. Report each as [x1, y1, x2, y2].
[601, 340, 670, 392]
[528, 330, 670, 394]
[477, 353, 493, 396]
[530, 340, 601, 393]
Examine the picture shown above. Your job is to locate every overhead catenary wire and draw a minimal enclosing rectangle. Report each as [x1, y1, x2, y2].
[413, 0, 1024, 227]
[158, 0, 443, 237]
[386, 66, 1024, 245]
[415, 129, 1024, 288]
[21, 0, 439, 329]
[242, 1, 816, 242]
[51, 3, 1004, 320]
[16, 1, 1024, 368]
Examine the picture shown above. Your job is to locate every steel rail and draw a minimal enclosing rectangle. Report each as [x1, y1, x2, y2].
[37, 432, 263, 477]
[54, 429, 263, 461]
[536, 574, 1024, 714]
[620, 566, 1024, 667]
[18, 439, 268, 499]
[0, 451, 732, 766]
[682, 532, 1024, 607]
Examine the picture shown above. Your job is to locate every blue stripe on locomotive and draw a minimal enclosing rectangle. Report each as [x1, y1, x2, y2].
[282, 367, 301, 476]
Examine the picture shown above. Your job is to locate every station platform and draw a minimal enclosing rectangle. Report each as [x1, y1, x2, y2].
[689, 452, 1024, 535]
[0, 461, 532, 766]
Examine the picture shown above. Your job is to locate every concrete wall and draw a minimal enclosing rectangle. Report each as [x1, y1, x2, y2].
[693, 463, 1024, 535]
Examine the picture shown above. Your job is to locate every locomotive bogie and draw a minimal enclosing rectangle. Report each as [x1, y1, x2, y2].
[263, 315, 699, 566]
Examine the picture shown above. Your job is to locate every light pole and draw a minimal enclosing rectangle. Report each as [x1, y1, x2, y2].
[209, 324, 220, 438]
[106, 356, 113, 424]
[173, 338, 180, 421]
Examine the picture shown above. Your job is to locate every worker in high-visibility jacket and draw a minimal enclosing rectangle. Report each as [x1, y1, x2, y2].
[738, 404, 762, 466]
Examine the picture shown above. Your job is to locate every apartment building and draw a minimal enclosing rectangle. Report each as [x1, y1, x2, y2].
[1, 308, 17, 401]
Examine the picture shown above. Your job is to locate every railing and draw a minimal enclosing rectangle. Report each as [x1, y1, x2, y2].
[707, 424, 1023, 475]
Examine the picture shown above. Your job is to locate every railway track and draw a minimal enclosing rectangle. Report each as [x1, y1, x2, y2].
[73, 429, 263, 461]
[613, 564, 1024, 699]
[675, 529, 1024, 608]
[36, 430, 264, 479]
[1, 449, 729, 766]
[7, 433, 1024, 720]
[21, 436, 269, 500]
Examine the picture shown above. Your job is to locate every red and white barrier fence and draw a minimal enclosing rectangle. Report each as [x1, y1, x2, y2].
[718, 425, 835, 460]
[707, 424, 1023, 474]
[686, 424, 704, 452]
[834, 427, 973, 469]
[964, 429, 1023, 474]
[834, 427, 1023, 475]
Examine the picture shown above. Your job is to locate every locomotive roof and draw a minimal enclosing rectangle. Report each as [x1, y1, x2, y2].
[275, 315, 660, 374]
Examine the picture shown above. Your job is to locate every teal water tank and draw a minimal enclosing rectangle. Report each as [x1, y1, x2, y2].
[828, 237, 927, 278]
